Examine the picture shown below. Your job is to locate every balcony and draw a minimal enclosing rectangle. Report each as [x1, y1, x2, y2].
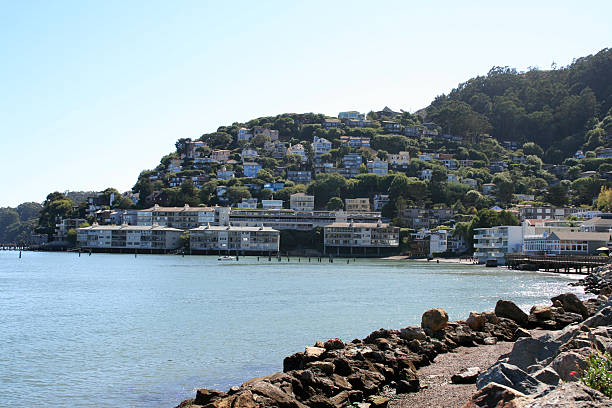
[474, 242, 504, 249]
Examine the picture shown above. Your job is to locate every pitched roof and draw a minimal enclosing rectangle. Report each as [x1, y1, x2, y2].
[549, 231, 610, 241]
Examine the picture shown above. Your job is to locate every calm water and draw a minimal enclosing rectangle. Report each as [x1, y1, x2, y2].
[0, 251, 585, 407]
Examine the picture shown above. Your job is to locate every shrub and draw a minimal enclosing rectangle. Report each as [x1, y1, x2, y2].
[579, 352, 612, 397]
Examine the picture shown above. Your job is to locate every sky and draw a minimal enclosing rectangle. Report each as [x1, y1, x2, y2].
[1, 0, 611, 207]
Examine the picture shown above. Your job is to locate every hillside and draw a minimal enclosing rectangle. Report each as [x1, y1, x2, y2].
[425, 48, 612, 162]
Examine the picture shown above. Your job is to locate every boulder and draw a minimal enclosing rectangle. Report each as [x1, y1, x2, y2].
[304, 346, 326, 359]
[284, 352, 304, 372]
[521, 382, 612, 407]
[553, 311, 584, 328]
[324, 338, 344, 350]
[476, 362, 549, 395]
[451, 367, 481, 384]
[495, 300, 529, 327]
[505, 335, 564, 371]
[421, 308, 449, 333]
[399, 326, 427, 341]
[533, 367, 560, 386]
[483, 337, 498, 345]
[550, 351, 588, 382]
[231, 390, 257, 408]
[368, 395, 390, 407]
[530, 305, 553, 321]
[584, 306, 612, 328]
[194, 389, 226, 405]
[461, 382, 529, 408]
[551, 293, 589, 318]
[467, 312, 487, 332]
[514, 328, 531, 340]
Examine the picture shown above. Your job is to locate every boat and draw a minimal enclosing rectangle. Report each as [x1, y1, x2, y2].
[217, 255, 236, 261]
[485, 259, 498, 267]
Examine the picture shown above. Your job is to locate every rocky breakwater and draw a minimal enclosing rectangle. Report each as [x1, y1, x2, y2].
[464, 293, 612, 407]
[573, 263, 612, 296]
[175, 294, 607, 408]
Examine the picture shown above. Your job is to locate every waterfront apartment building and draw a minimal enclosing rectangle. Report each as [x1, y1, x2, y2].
[190, 225, 279, 253]
[323, 221, 399, 254]
[136, 204, 230, 229]
[345, 198, 371, 212]
[473, 226, 523, 265]
[228, 209, 381, 231]
[523, 231, 610, 255]
[290, 193, 315, 212]
[77, 224, 183, 251]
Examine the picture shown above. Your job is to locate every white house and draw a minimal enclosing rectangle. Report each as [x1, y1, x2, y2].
[367, 158, 388, 175]
[287, 143, 307, 162]
[473, 226, 523, 265]
[237, 127, 253, 142]
[262, 199, 283, 210]
[312, 136, 332, 157]
[290, 193, 315, 212]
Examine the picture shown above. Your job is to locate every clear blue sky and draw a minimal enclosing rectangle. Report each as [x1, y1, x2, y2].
[1, 1, 610, 207]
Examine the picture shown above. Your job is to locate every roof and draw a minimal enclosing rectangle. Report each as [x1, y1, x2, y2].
[190, 225, 278, 232]
[138, 205, 216, 213]
[326, 222, 394, 229]
[582, 217, 612, 227]
[549, 231, 610, 241]
[78, 225, 183, 232]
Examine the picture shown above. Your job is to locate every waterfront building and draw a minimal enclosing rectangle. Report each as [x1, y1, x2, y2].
[523, 231, 610, 255]
[290, 193, 315, 212]
[345, 198, 371, 212]
[323, 221, 399, 254]
[190, 224, 279, 253]
[77, 224, 183, 251]
[136, 204, 230, 229]
[228, 209, 381, 231]
[55, 218, 87, 241]
[473, 226, 523, 265]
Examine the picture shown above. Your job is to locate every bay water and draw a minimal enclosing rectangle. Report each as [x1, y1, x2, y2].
[0, 251, 585, 407]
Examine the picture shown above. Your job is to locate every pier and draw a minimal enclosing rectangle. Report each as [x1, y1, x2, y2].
[505, 254, 609, 273]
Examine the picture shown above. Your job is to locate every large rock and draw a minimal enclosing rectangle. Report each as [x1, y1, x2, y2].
[421, 308, 449, 333]
[521, 382, 612, 407]
[584, 306, 612, 328]
[462, 382, 529, 408]
[451, 367, 481, 384]
[194, 388, 226, 405]
[466, 312, 487, 332]
[495, 300, 529, 327]
[399, 326, 427, 341]
[476, 362, 549, 395]
[530, 305, 553, 321]
[550, 351, 588, 382]
[551, 293, 589, 318]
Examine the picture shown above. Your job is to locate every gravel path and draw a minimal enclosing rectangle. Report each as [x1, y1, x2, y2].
[389, 341, 515, 408]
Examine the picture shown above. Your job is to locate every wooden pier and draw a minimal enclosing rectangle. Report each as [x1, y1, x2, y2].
[505, 254, 609, 273]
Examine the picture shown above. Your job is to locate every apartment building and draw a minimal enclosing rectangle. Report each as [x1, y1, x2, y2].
[366, 158, 388, 175]
[190, 225, 280, 253]
[323, 221, 399, 253]
[473, 226, 523, 265]
[77, 224, 183, 251]
[286, 170, 312, 184]
[290, 193, 315, 212]
[136, 204, 230, 229]
[312, 136, 332, 157]
[345, 198, 371, 212]
[228, 209, 381, 231]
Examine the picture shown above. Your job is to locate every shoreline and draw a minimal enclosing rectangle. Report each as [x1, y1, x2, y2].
[174, 265, 610, 408]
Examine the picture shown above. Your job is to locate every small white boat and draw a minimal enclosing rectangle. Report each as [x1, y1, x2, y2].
[217, 255, 236, 261]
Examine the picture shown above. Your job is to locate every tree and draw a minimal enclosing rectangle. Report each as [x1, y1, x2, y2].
[38, 192, 74, 238]
[597, 186, 612, 212]
[203, 132, 233, 149]
[226, 186, 251, 205]
[112, 195, 135, 209]
[522, 142, 544, 157]
[546, 184, 569, 206]
[326, 197, 344, 211]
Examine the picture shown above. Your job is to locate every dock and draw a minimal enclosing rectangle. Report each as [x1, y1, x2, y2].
[505, 254, 609, 273]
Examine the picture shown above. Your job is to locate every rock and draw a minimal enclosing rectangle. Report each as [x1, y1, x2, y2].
[584, 306, 612, 328]
[533, 367, 560, 386]
[451, 367, 481, 384]
[514, 328, 531, 340]
[284, 352, 304, 372]
[505, 335, 564, 371]
[367, 395, 389, 407]
[231, 390, 257, 408]
[249, 380, 306, 408]
[329, 391, 350, 407]
[484, 312, 500, 324]
[530, 305, 553, 320]
[462, 382, 529, 408]
[521, 382, 612, 407]
[333, 357, 353, 376]
[421, 308, 449, 333]
[305, 394, 334, 408]
[399, 326, 427, 341]
[194, 389, 226, 405]
[324, 338, 344, 350]
[467, 312, 487, 331]
[495, 300, 529, 327]
[551, 351, 588, 382]
[551, 293, 589, 318]
[553, 311, 584, 328]
[483, 337, 498, 345]
[307, 361, 335, 376]
[476, 362, 549, 395]
[305, 346, 326, 359]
